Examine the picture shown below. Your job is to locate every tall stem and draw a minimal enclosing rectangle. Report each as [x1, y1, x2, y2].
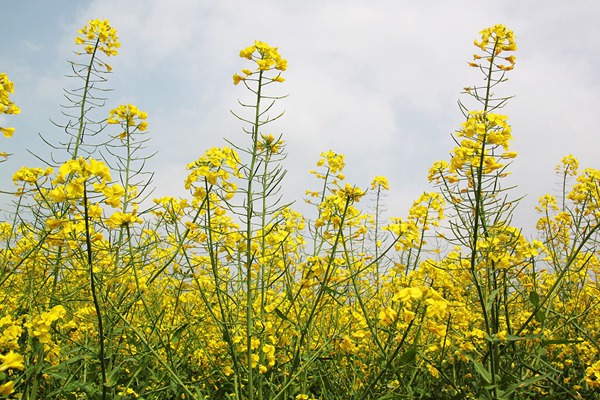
[72, 38, 100, 160]
[245, 69, 264, 400]
[83, 186, 107, 400]
[469, 39, 500, 397]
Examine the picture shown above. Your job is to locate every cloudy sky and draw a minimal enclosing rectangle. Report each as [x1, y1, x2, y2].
[1, 0, 599, 236]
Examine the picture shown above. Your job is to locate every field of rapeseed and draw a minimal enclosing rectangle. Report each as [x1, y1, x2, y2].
[1, 19, 599, 400]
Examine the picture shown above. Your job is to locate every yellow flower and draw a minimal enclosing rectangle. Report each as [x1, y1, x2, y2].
[75, 19, 120, 57]
[402, 309, 415, 323]
[257, 58, 275, 71]
[106, 211, 142, 228]
[1, 72, 20, 140]
[426, 321, 446, 337]
[108, 104, 148, 139]
[378, 307, 397, 326]
[557, 154, 579, 176]
[99, 183, 125, 208]
[0, 73, 20, 114]
[474, 24, 517, 54]
[235, 40, 287, 85]
[472, 24, 517, 74]
[240, 45, 255, 59]
[0, 351, 24, 372]
[12, 166, 53, 184]
[185, 147, 241, 193]
[257, 133, 284, 154]
[1, 126, 15, 138]
[371, 176, 390, 190]
[233, 73, 245, 85]
[0, 381, 14, 396]
[47, 218, 66, 230]
[393, 286, 423, 303]
[426, 364, 440, 378]
[31, 306, 67, 344]
[338, 183, 366, 203]
[317, 150, 345, 174]
[54, 157, 111, 185]
[276, 58, 288, 71]
[501, 151, 518, 159]
[117, 388, 139, 398]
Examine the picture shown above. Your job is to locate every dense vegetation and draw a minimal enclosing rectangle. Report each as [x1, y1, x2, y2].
[1, 20, 599, 399]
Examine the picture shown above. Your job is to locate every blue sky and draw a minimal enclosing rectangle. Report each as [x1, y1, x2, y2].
[2, 0, 600, 235]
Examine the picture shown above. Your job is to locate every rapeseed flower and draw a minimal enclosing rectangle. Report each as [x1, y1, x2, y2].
[1, 72, 20, 148]
[371, 176, 390, 190]
[107, 104, 148, 139]
[234, 40, 287, 84]
[585, 360, 600, 388]
[0, 351, 24, 372]
[75, 19, 120, 58]
[469, 24, 516, 75]
[0, 381, 15, 395]
[105, 211, 142, 228]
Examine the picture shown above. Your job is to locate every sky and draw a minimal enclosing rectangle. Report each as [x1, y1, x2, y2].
[1, 0, 599, 237]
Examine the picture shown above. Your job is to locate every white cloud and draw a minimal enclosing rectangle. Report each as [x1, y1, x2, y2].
[2, 0, 600, 234]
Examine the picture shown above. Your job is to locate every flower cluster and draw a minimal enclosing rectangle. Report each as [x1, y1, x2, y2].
[12, 166, 53, 186]
[371, 176, 390, 191]
[75, 18, 120, 58]
[566, 168, 600, 217]
[256, 133, 284, 155]
[429, 111, 516, 188]
[454, 111, 514, 173]
[382, 192, 444, 251]
[474, 24, 517, 53]
[469, 24, 517, 71]
[233, 40, 287, 85]
[107, 103, 149, 139]
[0, 350, 24, 396]
[556, 154, 579, 176]
[0, 72, 20, 140]
[185, 147, 241, 200]
[29, 305, 67, 344]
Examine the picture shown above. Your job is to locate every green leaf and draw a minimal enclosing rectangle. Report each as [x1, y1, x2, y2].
[528, 291, 540, 307]
[467, 355, 492, 384]
[485, 334, 500, 345]
[485, 288, 502, 311]
[46, 371, 69, 380]
[503, 334, 522, 342]
[322, 285, 346, 299]
[105, 365, 121, 387]
[398, 349, 418, 366]
[65, 355, 85, 365]
[542, 338, 584, 346]
[171, 323, 189, 343]
[274, 307, 291, 323]
[534, 309, 546, 323]
[503, 373, 549, 397]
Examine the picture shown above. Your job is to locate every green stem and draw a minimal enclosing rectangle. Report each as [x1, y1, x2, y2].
[72, 38, 100, 160]
[83, 186, 107, 400]
[245, 69, 264, 400]
[468, 39, 500, 398]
